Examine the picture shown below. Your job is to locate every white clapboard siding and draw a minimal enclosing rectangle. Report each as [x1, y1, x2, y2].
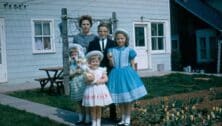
[0, 0, 170, 84]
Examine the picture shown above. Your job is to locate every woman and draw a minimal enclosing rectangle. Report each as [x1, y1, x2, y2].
[73, 15, 97, 53]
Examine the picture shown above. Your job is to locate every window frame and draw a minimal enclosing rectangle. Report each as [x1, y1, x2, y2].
[133, 21, 168, 54]
[196, 29, 216, 63]
[133, 23, 148, 49]
[31, 19, 55, 54]
[197, 36, 216, 63]
[150, 22, 166, 53]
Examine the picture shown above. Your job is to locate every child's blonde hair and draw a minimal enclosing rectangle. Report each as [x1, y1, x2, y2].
[86, 50, 104, 62]
[88, 55, 101, 63]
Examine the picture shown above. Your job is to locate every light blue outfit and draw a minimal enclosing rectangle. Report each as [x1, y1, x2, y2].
[73, 33, 96, 53]
[107, 46, 148, 103]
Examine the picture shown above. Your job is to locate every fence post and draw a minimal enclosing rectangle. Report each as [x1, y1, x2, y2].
[112, 12, 117, 32]
[217, 40, 222, 73]
[61, 8, 70, 95]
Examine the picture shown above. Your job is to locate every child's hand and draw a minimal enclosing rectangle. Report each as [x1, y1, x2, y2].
[83, 72, 95, 83]
[76, 68, 82, 74]
[107, 52, 113, 60]
[107, 53, 114, 66]
[96, 70, 108, 84]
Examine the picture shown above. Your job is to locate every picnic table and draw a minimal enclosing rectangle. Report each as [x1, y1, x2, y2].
[36, 66, 64, 94]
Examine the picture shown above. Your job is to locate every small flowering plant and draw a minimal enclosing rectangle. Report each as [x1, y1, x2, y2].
[131, 95, 222, 126]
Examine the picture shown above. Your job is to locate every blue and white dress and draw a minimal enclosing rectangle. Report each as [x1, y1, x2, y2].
[107, 47, 148, 103]
[69, 59, 86, 102]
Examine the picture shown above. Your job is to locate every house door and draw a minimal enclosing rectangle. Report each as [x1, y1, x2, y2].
[133, 23, 151, 70]
[0, 18, 7, 83]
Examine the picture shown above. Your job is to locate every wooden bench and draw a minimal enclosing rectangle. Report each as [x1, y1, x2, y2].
[55, 79, 64, 94]
[34, 77, 64, 95]
[34, 77, 49, 91]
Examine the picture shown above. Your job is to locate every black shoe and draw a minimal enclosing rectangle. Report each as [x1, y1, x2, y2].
[75, 121, 84, 125]
[109, 117, 120, 123]
[84, 121, 92, 126]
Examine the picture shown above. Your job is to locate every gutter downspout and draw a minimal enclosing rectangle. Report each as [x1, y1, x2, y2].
[217, 31, 222, 73]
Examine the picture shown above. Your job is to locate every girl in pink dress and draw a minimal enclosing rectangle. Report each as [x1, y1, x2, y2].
[82, 50, 113, 126]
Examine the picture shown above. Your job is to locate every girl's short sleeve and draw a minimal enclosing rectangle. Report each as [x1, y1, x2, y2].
[129, 48, 137, 60]
[101, 67, 107, 74]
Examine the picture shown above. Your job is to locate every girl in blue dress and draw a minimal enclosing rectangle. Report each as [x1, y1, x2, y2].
[107, 29, 148, 126]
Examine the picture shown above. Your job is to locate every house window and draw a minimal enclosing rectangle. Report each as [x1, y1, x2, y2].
[151, 23, 165, 51]
[200, 37, 207, 60]
[198, 36, 216, 62]
[135, 25, 145, 47]
[32, 19, 55, 53]
[196, 29, 217, 63]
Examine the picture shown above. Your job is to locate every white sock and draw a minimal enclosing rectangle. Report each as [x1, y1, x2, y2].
[125, 114, 130, 124]
[92, 119, 96, 126]
[96, 118, 101, 126]
[118, 114, 125, 124]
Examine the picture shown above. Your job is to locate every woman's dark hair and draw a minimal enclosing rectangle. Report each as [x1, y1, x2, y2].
[78, 15, 93, 27]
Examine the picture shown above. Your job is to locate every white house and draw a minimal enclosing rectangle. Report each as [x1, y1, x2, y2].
[0, 0, 171, 85]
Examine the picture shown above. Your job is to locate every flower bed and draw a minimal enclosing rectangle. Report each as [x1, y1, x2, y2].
[131, 87, 222, 126]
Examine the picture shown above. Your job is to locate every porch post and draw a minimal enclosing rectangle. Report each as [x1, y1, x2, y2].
[112, 12, 118, 32]
[61, 8, 70, 95]
[217, 38, 222, 74]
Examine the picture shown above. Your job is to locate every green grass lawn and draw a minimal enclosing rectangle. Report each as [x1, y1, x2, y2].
[0, 104, 67, 126]
[9, 89, 77, 111]
[142, 73, 222, 99]
[4, 73, 222, 126]
[8, 73, 222, 112]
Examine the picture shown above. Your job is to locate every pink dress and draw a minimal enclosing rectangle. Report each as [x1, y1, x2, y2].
[82, 67, 113, 107]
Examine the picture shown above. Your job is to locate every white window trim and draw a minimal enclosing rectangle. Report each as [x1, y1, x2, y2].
[133, 22, 152, 70]
[150, 20, 168, 54]
[133, 22, 149, 49]
[132, 20, 170, 54]
[31, 18, 55, 54]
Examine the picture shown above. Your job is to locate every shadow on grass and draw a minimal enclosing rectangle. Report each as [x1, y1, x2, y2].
[55, 108, 77, 124]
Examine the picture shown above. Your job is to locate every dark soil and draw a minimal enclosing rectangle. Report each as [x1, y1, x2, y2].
[103, 87, 222, 126]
